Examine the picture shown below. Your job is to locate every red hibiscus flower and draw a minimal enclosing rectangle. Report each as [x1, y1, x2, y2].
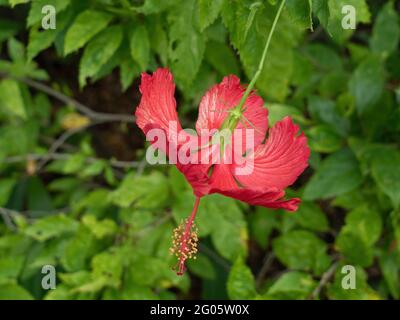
[135, 68, 309, 275]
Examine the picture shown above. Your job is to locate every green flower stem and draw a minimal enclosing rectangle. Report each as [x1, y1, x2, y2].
[236, 0, 287, 112]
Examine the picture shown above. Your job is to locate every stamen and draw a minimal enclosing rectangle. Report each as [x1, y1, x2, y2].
[170, 197, 201, 275]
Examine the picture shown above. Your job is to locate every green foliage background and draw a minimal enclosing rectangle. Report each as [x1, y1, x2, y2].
[0, 0, 400, 300]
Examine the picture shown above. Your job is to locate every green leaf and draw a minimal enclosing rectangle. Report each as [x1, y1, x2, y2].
[90, 251, 123, 289]
[327, 0, 370, 43]
[0, 19, 20, 42]
[27, 0, 69, 27]
[371, 148, 400, 209]
[0, 79, 26, 119]
[227, 257, 256, 299]
[136, 0, 178, 14]
[286, 0, 313, 30]
[198, 0, 224, 31]
[27, 28, 57, 61]
[335, 205, 382, 267]
[82, 215, 117, 239]
[204, 40, 239, 76]
[0, 256, 24, 284]
[302, 44, 343, 71]
[120, 56, 140, 91]
[64, 10, 112, 55]
[8, 38, 25, 62]
[168, 0, 206, 87]
[27, 8, 72, 61]
[273, 230, 331, 275]
[341, 205, 382, 246]
[187, 253, 216, 280]
[222, 1, 302, 101]
[312, 0, 329, 28]
[336, 232, 373, 267]
[79, 25, 123, 87]
[249, 207, 278, 248]
[0, 178, 16, 207]
[109, 171, 169, 209]
[295, 202, 329, 232]
[268, 103, 309, 127]
[370, 1, 400, 58]
[327, 265, 380, 299]
[25, 214, 79, 241]
[0, 284, 33, 300]
[304, 149, 363, 201]
[307, 96, 349, 136]
[307, 125, 342, 153]
[349, 55, 385, 115]
[263, 271, 317, 299]
[130, 25, 150, 71]
[61, 226, 97, 272]
[379, 251, 400, 299]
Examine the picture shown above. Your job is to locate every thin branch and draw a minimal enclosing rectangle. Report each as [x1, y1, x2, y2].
[35, 124, 91, 171]
[256, 252, 275, 290]
[310, 260, 340, 300]
[0, 72, 135, 123]
[3, 152, 139, 169]
[0, 207, 17, 231]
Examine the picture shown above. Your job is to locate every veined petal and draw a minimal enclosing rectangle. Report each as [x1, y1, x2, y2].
[135, 68, 211, 197]
[135, 68, 182, 137]
[210, 186, 300, 211]
[195, 75, 268, 148]
[233, 116, 310, 190]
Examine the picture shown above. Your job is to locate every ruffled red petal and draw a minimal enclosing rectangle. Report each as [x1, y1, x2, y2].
[210, 186, 300, 211]
[195, 75, 268, 149]
[233, 116, 310, 190]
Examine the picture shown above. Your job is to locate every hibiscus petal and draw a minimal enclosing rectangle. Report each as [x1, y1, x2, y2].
[233, 116, 310, 190]
[135, 68, 181, 136]
[195, 75, 268, 148]
[210, 186, 300, 211]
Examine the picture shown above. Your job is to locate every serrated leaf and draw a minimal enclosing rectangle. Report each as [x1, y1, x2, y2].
[130, 25, 150, 71]
[108, 171, 169, 209]
[349, 55, 385, 115]
[64, 10, 112, 55]
[204, 40, 239, 76]
[25, 214, 79, 241]
[370, 2, 400, 58]
[327, 0, 370, 43]
[222, 1, 302, 101]
[303, 149, 363, 201]
[198, 0, 224, 31]
[27, 0, 69, 27]
[286, 0, 313, 30]
[327, 265, 380, 300]
[168, 0, 206, 87]
[295, 202, 329, 232]
[263, 271, 317, 300]
[273, 230, 331, 275]
[307, 125, 342, 153]
[0, 284, 33, 300]
[371, 148, 400, 209]
[120, 56, 140, 91]
[227, 257, 256, 299]
[0, 79, 27, 119]
[79, 25, 123, 87]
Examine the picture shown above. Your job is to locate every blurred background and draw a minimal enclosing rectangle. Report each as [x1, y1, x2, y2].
[0, 0, 399, 300]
